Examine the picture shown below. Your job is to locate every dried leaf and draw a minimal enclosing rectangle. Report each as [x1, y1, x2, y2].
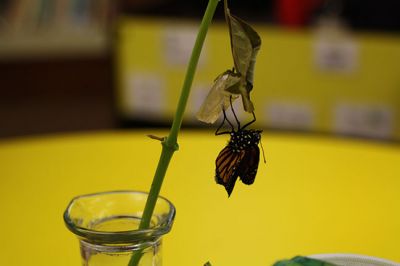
[196, 70, 240, 124]
[224, 1, 261, 113]
[230, 14, 261, 87]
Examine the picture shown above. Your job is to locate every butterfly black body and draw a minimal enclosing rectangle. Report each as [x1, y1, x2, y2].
[215, 103, 263, 196]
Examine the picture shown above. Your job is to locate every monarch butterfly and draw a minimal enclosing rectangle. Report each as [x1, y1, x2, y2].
[215, 98, 264, 196]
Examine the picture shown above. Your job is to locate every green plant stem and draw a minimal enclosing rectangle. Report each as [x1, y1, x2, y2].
[128, 0, 220, 265]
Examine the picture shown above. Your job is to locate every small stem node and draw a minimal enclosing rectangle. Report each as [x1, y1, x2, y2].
[162, 138, 179, 151]
[147, 134, 166, 141]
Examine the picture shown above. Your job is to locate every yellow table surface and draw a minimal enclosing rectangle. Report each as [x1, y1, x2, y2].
[0, 130, 399, 265]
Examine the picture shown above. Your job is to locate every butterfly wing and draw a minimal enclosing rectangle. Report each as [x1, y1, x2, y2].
[215, 146, 245, 196]
[238, 145, 260, 185]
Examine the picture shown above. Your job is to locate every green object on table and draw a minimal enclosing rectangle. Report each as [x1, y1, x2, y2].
[273, 256, 337, 266]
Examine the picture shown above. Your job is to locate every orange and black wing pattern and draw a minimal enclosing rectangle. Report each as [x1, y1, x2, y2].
[238, 145, 260, 185]
[215, 146, 245, 196]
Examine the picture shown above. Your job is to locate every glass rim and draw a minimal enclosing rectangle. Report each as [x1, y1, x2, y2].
[63, 190, 176, 244]
[309, 254, 399, 266]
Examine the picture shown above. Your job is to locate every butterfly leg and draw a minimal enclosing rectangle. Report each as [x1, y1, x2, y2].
[215, 105, 234, 135]
[241, 111, 256, 130]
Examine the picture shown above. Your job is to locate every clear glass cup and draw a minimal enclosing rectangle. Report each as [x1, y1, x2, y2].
[64, 191, 175, 266]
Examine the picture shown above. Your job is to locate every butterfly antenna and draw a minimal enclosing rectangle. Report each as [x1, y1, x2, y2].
[260, 139, 267, 164]
[242, 111, 256, 130]
[229, 96, 241, 130]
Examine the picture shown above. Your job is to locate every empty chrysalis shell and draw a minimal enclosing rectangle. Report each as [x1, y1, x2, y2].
[196, 70, 240, 124]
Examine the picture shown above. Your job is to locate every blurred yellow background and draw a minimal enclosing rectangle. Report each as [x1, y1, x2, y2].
[1, 1, 400, 141]
[0, 131, 399, 265]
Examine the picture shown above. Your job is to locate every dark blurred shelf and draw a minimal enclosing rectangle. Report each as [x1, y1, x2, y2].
[121, 0, 400, 32]
[0, 29, 108, 61]
[0, 56, 116, 138]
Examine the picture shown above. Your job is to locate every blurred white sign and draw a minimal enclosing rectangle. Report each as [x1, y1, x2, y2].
[163, 26, 207, 67]
[314, 17, 359, 73]
[315, 38, 358, 72]
[333, 103, 393, 139]
[265, 101, 314, 130]
[125, 72, 166, 117]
